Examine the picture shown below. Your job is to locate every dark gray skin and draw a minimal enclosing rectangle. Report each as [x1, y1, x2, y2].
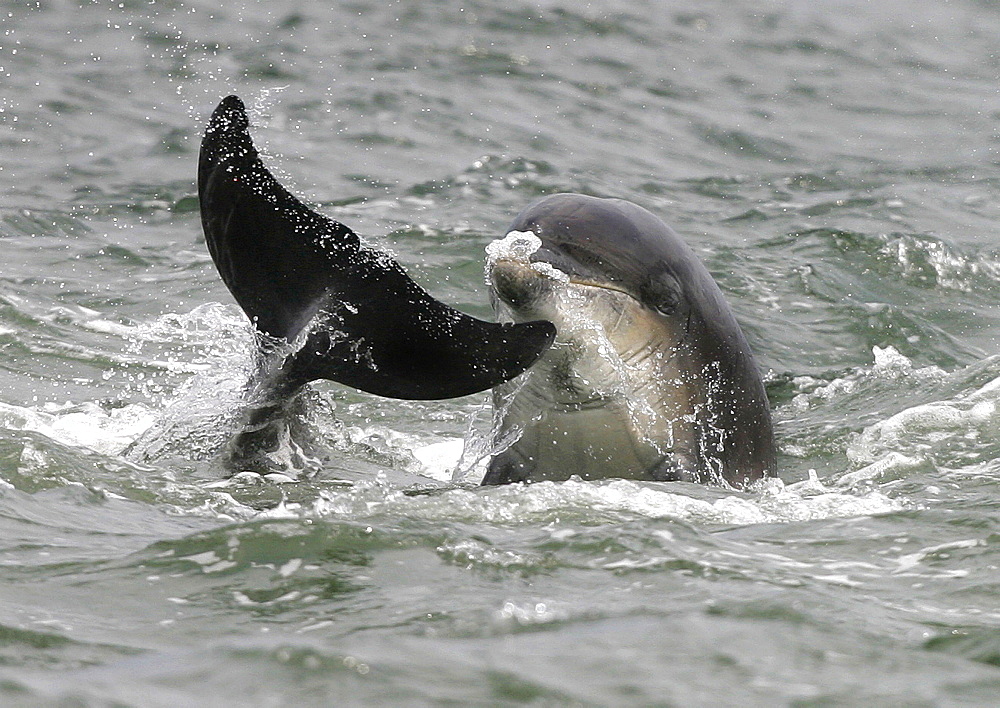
[484, 194, 775, 488]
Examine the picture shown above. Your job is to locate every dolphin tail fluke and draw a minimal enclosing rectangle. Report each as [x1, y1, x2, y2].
[198, 95, 554, 400]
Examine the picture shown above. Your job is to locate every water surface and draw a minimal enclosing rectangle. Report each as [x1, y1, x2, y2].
[1, 0, 999, 705]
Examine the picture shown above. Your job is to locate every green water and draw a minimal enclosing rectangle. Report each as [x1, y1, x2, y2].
[1, 0, 998, 705]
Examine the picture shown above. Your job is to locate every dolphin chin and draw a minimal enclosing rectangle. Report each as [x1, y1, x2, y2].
[483, 193, 776, 489]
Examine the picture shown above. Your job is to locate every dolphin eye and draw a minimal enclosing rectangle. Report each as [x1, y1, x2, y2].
[641, 270, 682, 316]
[653, 296, 679, 316]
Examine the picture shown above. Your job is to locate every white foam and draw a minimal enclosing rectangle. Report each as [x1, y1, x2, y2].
[248, 472, 904, 528]
[891, 538, 985, 576]
[790, 345, 945, 412]
[847, 361, 1000, 468]
[411, 437, 466, 481]
[0, 400, 156, 456]
[485, 230, 571, 284]
[485, 230, 542, 264]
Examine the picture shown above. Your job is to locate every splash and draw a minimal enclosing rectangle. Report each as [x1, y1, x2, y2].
[485, 230, 542, 264]
[846, 360, 1000, 476]
[485, 230, 570, 283]
[789, 345, 946, 412]
[0, 400, 156, 457]
[236, 473, 904, 528]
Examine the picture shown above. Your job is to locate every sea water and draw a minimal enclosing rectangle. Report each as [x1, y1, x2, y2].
[0, 0, 998, 704]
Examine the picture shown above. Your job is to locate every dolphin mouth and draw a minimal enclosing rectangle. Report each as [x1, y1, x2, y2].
[563, 276, 635, 299]
[490, 257, 639, 310]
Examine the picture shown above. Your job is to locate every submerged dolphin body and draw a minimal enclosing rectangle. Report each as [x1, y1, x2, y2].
[198, 96, 555, 471]
[484, 194, 775, 488]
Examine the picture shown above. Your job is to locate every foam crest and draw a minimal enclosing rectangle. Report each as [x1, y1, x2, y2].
[885, 232, 1000, 292]
[0, 400, 156, 456]
[248, 473, 903, 528]
[790, 345, 945, 412]
[848, 365, 1000, 469]
[891, 538, 985, 576]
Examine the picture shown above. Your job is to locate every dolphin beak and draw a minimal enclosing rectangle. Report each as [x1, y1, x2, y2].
[490, 259, 555, 312]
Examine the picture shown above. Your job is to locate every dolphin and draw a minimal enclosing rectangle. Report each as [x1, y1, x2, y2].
[483, 193, 775, 488]
[197, 96, 555, 472]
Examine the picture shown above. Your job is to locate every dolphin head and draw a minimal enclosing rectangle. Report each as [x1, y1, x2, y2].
[484, 193, 775, 487]
[487, 194, 694, 414]
[488, 194, 708, 324]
